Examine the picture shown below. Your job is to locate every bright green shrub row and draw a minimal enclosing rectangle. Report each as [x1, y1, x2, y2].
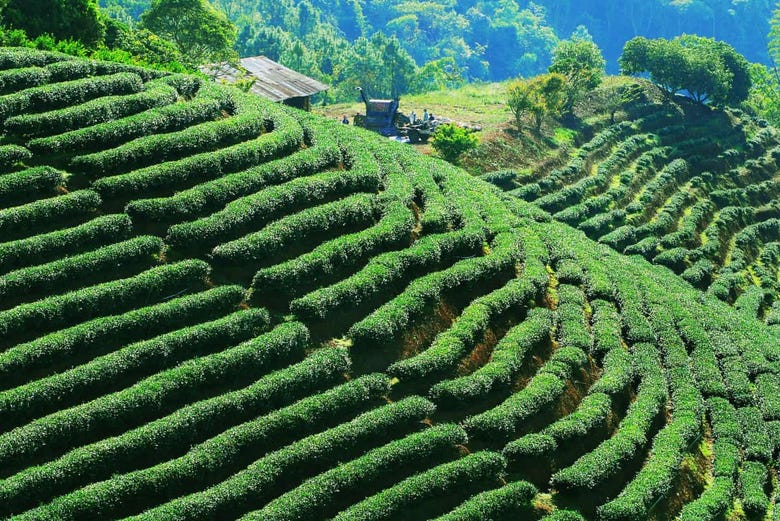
[740, 461, 769, 517]
[291, 226, 485, 322]
[331, 451, 506, 521]
[739, 407, 772, 462]
[0, 144, 31, 168]
[389, 276, 538, 381]
[733, 285, 766, 319]
[0, 72, 144, 121]
[0, 321, 308, 477]
[70, 105, 265, 176]
[478, 169, 517, 190]
[27, 89, 205, 150]
[0, 189, 100, 242]
[579, 210, 626, 242]
[659, 200, 714, 250]
[503, 392, 611, 461]
[8, 80, 178, 138]
[612, 276, 655, 344]
[0, 48, 72, 70]
[631, 191, 695, 245]
[625, 159, 689, 218]
[429, 307, 552, 404]
[0, 214, 132, 275]
[597, 366, 703, 521]
[556, 191, 621, 228]
[756, 373, 780, 420]
[0, 258, 209, 351]
[214, 193, 378, 267]
[652, 246, 692, 273]
[0, 308, 269, 430]
[247, 424, 468, 521]
[589, 343, 633, 396]
[676, 313, 728, 397]
[124, 396, 436, 521]
[551, 344, 666, 490]
[538, 134, 657, 215]
[167, 168, 381, 252]
[557, 284, 591, 350]
[463, 344, 588, 442]
[0, 285, 244, 390]
[678, 476, 733, 521]
[125, 131, 341, 225]
[0, 235, 163, 309]
[707, 397, 742, 445]
[720, 355, 753, 406]
[0, 166, 63, 208]
[396, 150, 453, 232]
[349, 231, 521, 347]
[91, 107, 304, 202]
[0, 67, 50, 95]
[250, 202, 414, 301]
[0, 349, 359, 516]
[432, 480, 538, 521]
[680, 438, 741, 521]
[599, 287, 705, 519]
[555, 258, 584, 284]
[43, 57, 168, 83]
[589, 299, 621, 356]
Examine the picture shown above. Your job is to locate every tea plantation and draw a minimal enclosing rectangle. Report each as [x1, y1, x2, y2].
[489, 85, 780, 326]
[1, 48, 779, 521]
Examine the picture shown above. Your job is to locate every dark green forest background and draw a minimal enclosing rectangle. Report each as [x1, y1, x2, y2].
[98, 0, 774, 97]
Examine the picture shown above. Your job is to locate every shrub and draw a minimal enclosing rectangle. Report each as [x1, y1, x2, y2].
[124, 397, 437, 521]
[431, 124, 478, 164]
[331, 452, 506, 521]
[0, 350, 366, 516]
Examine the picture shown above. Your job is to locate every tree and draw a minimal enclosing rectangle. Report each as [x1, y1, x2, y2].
[140, 0, 237, 64]
[747, 63, 780, 125]
[3, 0, 106, 48]
[619, 35, 751, 106]
[549, 26, 606, 113]
[506, 73, 566, 132]
[431, 124, 478, 164]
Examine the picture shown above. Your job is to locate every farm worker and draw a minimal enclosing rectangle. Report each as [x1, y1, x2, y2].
[341, 114, 349, 124]
[410, 111, 417, 124]
[422, 109, 429, 122]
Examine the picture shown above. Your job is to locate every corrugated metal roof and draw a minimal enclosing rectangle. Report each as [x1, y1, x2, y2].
[200, 56, 329, 102]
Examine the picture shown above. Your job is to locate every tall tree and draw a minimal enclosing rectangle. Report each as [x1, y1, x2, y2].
[3, 0, 106, 48]
[549, 26, 606, 113]
[620, 35, 751, 106]
[140, 0, 237, 64]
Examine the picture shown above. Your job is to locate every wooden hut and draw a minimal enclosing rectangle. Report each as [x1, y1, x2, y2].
[200, 56, 329, 110]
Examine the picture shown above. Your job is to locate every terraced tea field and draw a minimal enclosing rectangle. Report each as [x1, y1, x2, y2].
[1, 48, 779, 520]
[487, 90, 780, 325]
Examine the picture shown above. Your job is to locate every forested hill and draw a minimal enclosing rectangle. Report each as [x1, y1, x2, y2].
[100, 0, 773, 96]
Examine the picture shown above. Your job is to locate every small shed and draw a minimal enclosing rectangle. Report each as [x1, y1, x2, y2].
[200, 56, 329, 111]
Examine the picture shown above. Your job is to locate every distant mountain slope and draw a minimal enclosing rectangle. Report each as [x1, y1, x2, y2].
[0, 48, 778, 521]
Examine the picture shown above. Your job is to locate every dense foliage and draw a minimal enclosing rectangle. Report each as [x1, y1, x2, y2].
[620, 35, 751, 106]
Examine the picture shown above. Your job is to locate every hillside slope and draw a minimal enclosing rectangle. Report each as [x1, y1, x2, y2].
[488, 85, 780, 325]
[0, 48, 779, 521]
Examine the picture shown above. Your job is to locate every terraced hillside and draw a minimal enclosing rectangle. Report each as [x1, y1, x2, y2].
[1, 47, 780, 521]
[486, 87, 780, 324]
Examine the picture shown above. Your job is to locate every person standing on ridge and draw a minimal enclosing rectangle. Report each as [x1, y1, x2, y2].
[422, 109, 429, 122]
